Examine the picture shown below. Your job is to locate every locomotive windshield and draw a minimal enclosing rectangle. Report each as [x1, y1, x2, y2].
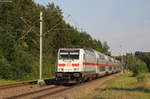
[59, 50, 79, 60]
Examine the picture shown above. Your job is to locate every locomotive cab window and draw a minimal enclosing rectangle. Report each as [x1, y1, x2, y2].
[59, 50, 79, 60]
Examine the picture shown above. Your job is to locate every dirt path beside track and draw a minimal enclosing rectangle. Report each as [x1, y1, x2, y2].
[0, 73, 122, 99]
[38, 73, 122, 99]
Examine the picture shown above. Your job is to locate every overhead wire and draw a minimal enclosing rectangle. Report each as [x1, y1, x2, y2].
[37, 0, 67, 35]
[63, 12, 86, 33]
[35, 0, 85, 36]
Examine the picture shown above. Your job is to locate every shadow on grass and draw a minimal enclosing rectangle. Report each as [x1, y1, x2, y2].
[106, 87, 150, 93]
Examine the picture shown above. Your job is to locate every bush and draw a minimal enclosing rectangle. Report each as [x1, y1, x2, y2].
[0, 57, 13, 79]
[137, 73, 149, 83]
[0, 46, 33, 80]
[136, 73, 150, 89]
[133, 60, 148, 76]
[127, 56, 148, 76]
[10, 64, 33, 80]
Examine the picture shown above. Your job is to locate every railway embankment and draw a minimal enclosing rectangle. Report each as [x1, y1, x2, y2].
[0, 73, 121, 99]
[79, 72, 150, 99]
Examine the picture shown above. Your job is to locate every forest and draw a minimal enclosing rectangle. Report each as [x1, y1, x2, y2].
[0, 0, 110, 80]
[0, 0, 149, 81]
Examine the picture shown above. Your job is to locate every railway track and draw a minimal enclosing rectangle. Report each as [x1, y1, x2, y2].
[4, 73, 121, 99]
[0, 81, 37, 90]
[5, 85, 70, 99]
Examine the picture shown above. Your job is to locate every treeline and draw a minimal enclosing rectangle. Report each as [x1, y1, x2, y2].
[0, 0, 110, 80]
[135, 51, 150, 72]
[116, 52, 150, 76]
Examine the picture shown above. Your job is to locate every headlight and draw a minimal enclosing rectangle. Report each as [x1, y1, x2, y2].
[58, 68, 64, 71]
[74, 68, 79, 71]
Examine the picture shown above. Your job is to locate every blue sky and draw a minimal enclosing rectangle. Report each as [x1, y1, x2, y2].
[35, 0, 150, 55]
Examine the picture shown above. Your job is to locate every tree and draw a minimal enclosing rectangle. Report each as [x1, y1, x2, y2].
[126, 55, 148, 76]
[135, 51, 150, 72]
[0, 0, 111, 80]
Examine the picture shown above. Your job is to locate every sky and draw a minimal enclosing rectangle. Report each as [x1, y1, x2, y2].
[35, 0, 150, 56]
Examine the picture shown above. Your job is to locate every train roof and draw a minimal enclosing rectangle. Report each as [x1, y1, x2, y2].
[59, 48, 81, 50]
[59, 48, 94, 51]
[59, 48, 120, 63]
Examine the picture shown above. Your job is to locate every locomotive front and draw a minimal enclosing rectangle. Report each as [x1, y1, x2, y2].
[56, 48, 83, 82]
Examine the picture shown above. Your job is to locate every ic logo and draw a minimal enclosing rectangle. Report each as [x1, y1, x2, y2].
[67, 63, 71, 67]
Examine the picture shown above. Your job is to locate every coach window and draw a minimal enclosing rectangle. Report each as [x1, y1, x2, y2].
[100, 66, 105, 71]
[109, 67, 112, 70]
[83, 54, 85, 60]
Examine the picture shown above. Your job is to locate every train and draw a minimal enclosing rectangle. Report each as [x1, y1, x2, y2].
[55, 48, 122, 83]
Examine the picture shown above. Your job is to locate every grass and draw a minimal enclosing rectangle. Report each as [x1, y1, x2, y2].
[0, 76, 54, 86]
[0, 79, 18, 86]
[79, 72, 150, 99]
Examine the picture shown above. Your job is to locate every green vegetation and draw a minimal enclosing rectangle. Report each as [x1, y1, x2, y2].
[0, 79, 17, 85]
[135, 52, 150, 72]
[136, 73, 149, 84]
[0, 0, 110, 81]
[38, 80, 46, 87]
[126, 56, 148, 76]
[115, 53, 149, 76]
[79, 73, 150, 99]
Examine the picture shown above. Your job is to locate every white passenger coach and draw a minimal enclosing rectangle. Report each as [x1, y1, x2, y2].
[56, 48, 122, 83]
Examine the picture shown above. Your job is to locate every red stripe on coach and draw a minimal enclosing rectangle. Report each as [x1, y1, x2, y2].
[83, 62, 120, 67]
[72, 64, 79, 67]
[83, 62, 96, 66]
[58, 64, 65, 67]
